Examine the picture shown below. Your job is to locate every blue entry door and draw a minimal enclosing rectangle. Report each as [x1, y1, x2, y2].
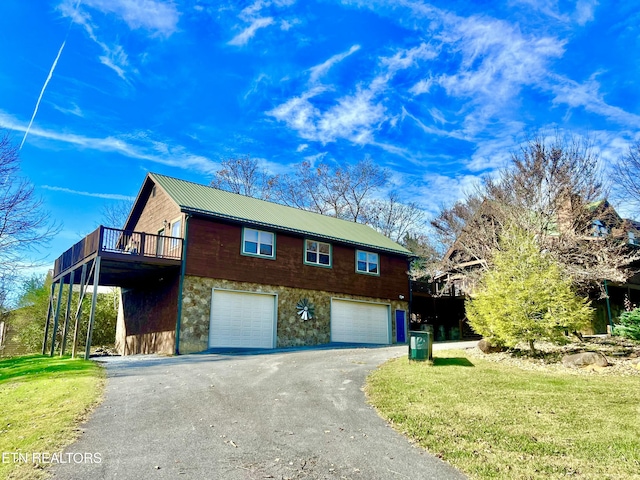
[395, 310, 407, 343]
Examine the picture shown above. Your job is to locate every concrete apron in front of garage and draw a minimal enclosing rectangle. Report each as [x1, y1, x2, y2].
[52, 344, 470, 480]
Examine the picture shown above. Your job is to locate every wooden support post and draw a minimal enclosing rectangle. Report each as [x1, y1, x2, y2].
[140, 232, 146, 256]
[41, 282, 55, 355]
[60, 269, 75, 356]
[85, 256, 101, 360]
[72, 263, 88, 359]
[49, 280, 65, 357]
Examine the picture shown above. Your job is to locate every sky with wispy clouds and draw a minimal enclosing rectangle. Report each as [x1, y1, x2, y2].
[1, 0, 639, 266]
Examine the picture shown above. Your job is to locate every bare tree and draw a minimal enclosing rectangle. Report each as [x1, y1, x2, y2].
[433, 133, 640, 294]
[402, 232, 442, 281]
[614, 142, 640, 215]
[339, 159, 389, 222]
[100, 200, 133, 229]
[211, 155, 277, 200]
[0, 131, 58, 281]
[364, 191, 425, 242]
[275, 158, 389, 222]
[210, 154, 429, 242]
[273, 161, 344, 216]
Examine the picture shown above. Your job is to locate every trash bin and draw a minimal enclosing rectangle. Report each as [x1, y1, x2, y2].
[408, 327, 433, 362]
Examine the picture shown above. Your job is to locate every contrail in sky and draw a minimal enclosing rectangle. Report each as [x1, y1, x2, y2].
[20, 1, 80, 150]
[19, 40, 67, 150]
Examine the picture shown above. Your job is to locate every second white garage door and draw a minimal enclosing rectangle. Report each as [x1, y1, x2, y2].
[209, 290, 276, 349]
[331, 299, 390, 344]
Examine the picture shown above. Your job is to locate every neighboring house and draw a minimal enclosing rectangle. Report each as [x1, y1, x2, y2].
[49, 173, 412, 356]
[425, 199, 640, 335]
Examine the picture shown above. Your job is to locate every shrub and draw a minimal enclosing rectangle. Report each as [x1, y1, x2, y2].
[613, 308, 640, 340]
[466, 227, 593, 352]
[10, 273, 117, 353]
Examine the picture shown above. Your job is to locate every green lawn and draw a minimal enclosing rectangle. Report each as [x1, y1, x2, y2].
[366, 350, 640, 480]
[0, 355, 105, 480]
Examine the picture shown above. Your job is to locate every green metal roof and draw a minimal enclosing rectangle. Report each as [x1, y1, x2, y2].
[150, 173, 411, 256]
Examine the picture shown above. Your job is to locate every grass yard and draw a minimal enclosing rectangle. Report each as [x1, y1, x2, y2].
[0, 355, 105, 480]
[366, 350, 640, 480]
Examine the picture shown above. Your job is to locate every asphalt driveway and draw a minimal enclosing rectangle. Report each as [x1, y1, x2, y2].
[52, 344, 469, 480]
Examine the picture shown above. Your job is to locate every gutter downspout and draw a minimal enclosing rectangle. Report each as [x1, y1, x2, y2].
[407, 254, 420, 340]
[175, 214, 190, 355]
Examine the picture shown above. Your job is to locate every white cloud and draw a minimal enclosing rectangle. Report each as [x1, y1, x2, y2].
[41, 186, 135, 201]
[574, 0, 598, 25]
[51, 102, 84, 117]
[308, 45, 361, 84]
[268, 86, 387, 145]
[0, 111, 218, 173]
[98, 44, 131, 81]
[59, 1, 132, 80]
[512, 0, 598, 25]
[409, 78, 433, 96]
[243, 73, 269, 99]
[280, 18, 298, 31]
[401, 107, 464, 140]
[303, 152, 327, 165]
[58, 0, 176, 80]
[239, 0, 270, 21]
[417, 172, 484, 214]
[380, 43, 438, 72]
[466, 132, 522, 172]
[550, 74, 640, 127]
[296, 143, 308, 152]
[437, 16, 565, 103]
[270, 40, 443, 147]
[73, 0, 180, 37]
[508, 0, 569, 22]
[228, 17, 275, 46]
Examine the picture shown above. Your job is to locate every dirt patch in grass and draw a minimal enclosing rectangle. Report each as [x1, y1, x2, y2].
[468, 336, 640, 376]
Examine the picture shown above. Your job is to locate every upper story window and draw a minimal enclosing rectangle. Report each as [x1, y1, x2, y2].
[170, 218, 182, 249]
[592, 220, 609, 237]
[243, 228, 275, 258]
[305, 240, 331, 267]
[356, 250, 379, 275]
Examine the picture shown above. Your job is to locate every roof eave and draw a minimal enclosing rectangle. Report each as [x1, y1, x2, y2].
[180, 206, 412, 257]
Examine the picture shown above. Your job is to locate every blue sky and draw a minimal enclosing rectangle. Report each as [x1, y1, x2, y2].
[1, 0, 640, 270]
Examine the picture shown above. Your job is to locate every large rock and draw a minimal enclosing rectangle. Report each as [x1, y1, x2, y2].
[561, 352, 609, 368]
[477, 338, 504, 354]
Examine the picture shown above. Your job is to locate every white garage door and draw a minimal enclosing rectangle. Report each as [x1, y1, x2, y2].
[209, 290, 276, 349]
[331, 299, 390, 344]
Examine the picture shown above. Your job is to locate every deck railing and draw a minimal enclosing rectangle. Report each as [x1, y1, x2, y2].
[54, 226, 183, 277]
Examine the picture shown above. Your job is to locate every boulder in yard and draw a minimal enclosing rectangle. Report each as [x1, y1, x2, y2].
[561, 352, 609, 368]
[477, 338, 504, 354]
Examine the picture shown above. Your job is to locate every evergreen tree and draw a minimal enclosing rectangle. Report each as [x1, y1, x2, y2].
[466, 227, 593, 352]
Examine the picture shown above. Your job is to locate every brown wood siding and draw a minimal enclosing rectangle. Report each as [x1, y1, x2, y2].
[121, 274, 179, 336]
[131, 182, 182, 236]
[185, 217, 409, 300]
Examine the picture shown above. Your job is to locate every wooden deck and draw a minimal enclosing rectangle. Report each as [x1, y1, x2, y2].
[53, 226, 183, 287]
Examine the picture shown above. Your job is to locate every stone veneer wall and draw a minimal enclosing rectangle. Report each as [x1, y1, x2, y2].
[179, 275, 409, 354]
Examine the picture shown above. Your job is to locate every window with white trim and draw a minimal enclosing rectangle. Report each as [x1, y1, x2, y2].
[243, 228, 275, 258]
[305, 240, 331, 266]
[170, 219, 182, 249]
[356, 250, 379, 274]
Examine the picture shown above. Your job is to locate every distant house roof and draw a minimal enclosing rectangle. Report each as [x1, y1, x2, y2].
[149, 173, 411, 256]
